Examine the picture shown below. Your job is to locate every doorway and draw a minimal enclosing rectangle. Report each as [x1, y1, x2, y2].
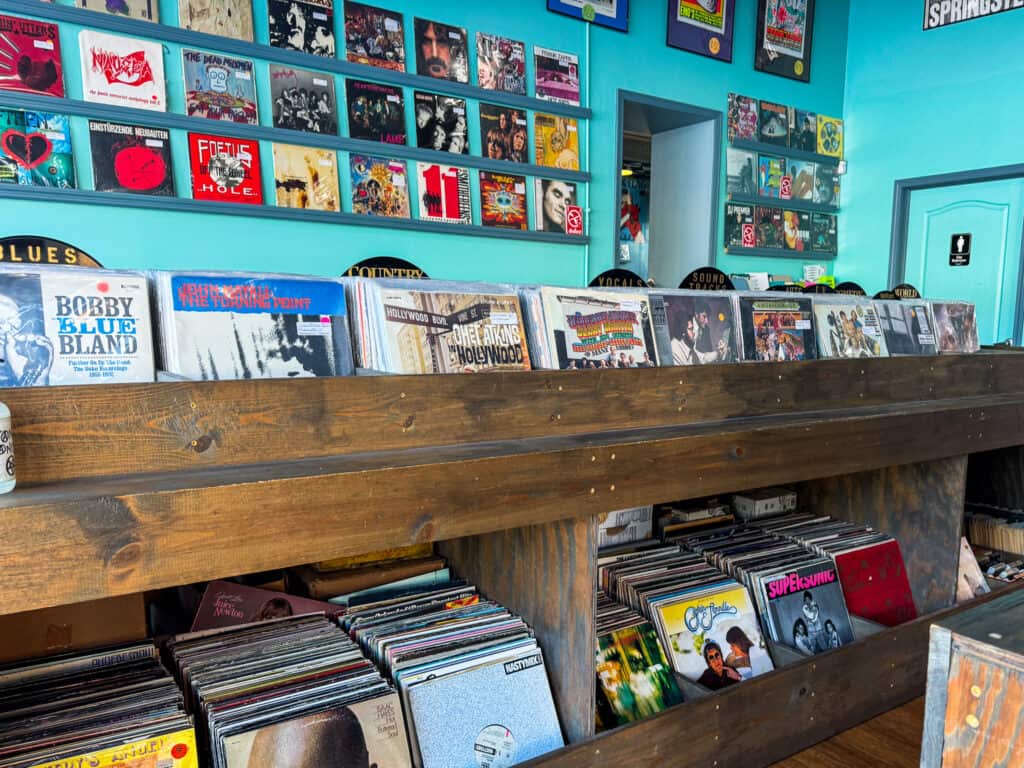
[890, 165, 1024, 345]
[615, 91, 722, 288]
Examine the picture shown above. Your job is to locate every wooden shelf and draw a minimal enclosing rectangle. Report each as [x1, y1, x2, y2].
[728, 194, 838, 215]
[732, 138, 841, 167]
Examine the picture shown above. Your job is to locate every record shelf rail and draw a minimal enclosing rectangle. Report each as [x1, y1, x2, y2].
[1, 352, 1024, 765]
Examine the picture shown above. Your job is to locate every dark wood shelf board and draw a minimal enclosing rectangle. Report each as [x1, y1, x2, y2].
[0, 0, 591, 119]
[520, 587, 1024, 768]
[0, 392, 1022, 615]
[728, 194, 838, 215]
[724, 245, 836, 260]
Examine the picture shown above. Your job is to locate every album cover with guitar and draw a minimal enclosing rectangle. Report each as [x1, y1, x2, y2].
[0, 14, 64, 97]
[0, 108, 75, 188]
[89, 119, 174, 196]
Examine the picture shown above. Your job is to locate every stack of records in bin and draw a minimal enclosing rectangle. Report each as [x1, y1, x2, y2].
[594, 589, 682, 731]
[152, 270, 355, 380]
[929, 300, 980, 354]
[647, 289, 740, 366]
[597, 542, 773, 690]
[0, 642, 199, 767]
[874, 300, 938, 356]
[736, 293, 818, 362]
[166, 615, 413, 768]
[752, 514, 918, 626]
[678, 522, 855, 657]
[346, 278, 533, 374]
[340, 579, 564, 768]
[811, 296, 889, 359]
[520, 285, 660, 370]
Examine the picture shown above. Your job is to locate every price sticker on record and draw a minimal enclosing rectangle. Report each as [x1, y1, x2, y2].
[780, 175, 792, 200]
[741, 223, 756, 248]
[565, 205, 584, 236]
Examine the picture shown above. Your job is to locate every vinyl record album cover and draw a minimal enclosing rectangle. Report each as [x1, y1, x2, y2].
[791, 109, 817, 152]
[414, 17, 469, 83]
[810, 212, 837, 254]
[876, 301, 936, 355]
[350, 155, 410, 218]
[538, 287, 659, 369]
[89, 120, 173, 196]
[817, 114, 843, 158]
[782, 210, 811, 252]
[755, 206, 784, 248]
[191, 579, 343, 630]
[535, 178, 578, 233]
[344, 1, 405, 71]
[739, 296, 817, 361]
[534, 113, 579, 170]
[372, 287, 531, 374]
[726, 148, 756, 197]
[182, 49, 257, 125]
[221, 693, 412, 768]
[813, 164, 840, 207]
[26, 729, 199, 768]
[0, 266, 154, 386]
[414, 91, 468, 154]
[476, 32, 526, 94]
[534, 46, 579, 106]
[480, 104, 527, 163]
[269, 64, 337, 134]
[273, 143, 339, 211]
[188, 132, 262, 205]
[0, 14, 64, 97]
[650, 292, 738, 365]
[814, 300, 887, 358]
[654, 583, 773, 687]
[79, 30, 166, 111]
[727, 93, 758, 142]
[834, 541, 917, 626]
[0, 109, 75, 188]
[479, 171, 527, 230]
[417, 162, 470, 224]
[759, 100, 788, 146]
[179, 0, 254, 41]
[761, 561, 855, 653]
[931, 301, 980, 353]
[724, 203, 755, 249]
[269, 0, 334, 57]
[80, 0, 157, 22]
[157, 272, 354, 380]
[787, 160, 815, 201]
[758, 154, 785, 198]
[406, 652, 563, 768]
[346, 79, 406, 144]
[596, 621, 682, 729]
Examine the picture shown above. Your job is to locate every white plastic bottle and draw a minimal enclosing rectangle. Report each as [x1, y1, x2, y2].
[0, 402, 15, 494]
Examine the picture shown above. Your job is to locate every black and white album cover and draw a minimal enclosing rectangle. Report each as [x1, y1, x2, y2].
[268, 0, 334, 57]
[269, 63, 337, 134]
[414, 91, 468, 154]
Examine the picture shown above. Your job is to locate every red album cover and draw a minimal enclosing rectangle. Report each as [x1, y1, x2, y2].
[191, 580, 343, 631]
[0, 14, 63, 97]
[479, 171, 527, 230]
[834, 540, 917, 627]
[188, 132, 262, 205]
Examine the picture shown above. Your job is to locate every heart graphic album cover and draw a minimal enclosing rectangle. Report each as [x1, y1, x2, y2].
[0, 14, 64, 97]
[0, 108, 75, 188]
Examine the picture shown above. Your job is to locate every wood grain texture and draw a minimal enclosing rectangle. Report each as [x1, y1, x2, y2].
[799, 456, 968, 615]
[0, 395, 1021, 616]
[519, 587, 1021, 768]
[4, 353, 1023, 487]
[770, 698, 924, 768]
[920, 626, 954, 767]
[438, 518, 596, 744]
[941, 636, 1024, 767]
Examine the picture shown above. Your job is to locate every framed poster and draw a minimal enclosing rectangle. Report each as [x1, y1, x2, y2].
[667, 0, 735, 62]
[754, 0, 814, 83]
[547, 0, 628, 32]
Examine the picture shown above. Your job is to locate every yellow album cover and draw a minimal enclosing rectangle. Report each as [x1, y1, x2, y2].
[179, 0, 254, 41]
[534, 113, 579, 171]
[817, 115, 843, 159]
[272, 143, 340, 212]
[29, 728, 199, 768]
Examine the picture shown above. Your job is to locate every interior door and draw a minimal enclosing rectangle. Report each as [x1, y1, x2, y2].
[904, 178, 1024, 345]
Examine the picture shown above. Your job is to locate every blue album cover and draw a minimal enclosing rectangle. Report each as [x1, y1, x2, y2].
[159, 272, 353, 380]
[406, 651, 564, 768]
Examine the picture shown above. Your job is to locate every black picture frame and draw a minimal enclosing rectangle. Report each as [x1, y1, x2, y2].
[666, 0, 736, 63]
[754, 0, 814, 83]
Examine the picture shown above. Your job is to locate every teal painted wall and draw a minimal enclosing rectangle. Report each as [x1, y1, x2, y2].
[842, 1, 1024, 294]
[1, 0, 850, 284]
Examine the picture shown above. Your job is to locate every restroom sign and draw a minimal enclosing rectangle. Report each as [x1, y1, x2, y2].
[950, 233, 971, 266]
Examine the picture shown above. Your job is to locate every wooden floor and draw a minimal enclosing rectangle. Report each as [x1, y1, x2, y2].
[770, 698, 925, 767]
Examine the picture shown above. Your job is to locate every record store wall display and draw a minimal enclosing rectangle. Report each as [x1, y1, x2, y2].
[666, 0, 736, 62]
[754, 0, 815, 83]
